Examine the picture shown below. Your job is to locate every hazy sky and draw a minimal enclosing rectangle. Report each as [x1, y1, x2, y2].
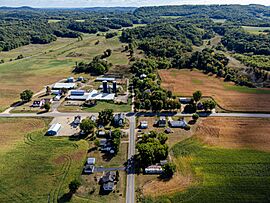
[0, 0, 269, 8]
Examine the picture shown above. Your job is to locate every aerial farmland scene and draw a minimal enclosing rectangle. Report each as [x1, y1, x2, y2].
[0, 0, 270, 202]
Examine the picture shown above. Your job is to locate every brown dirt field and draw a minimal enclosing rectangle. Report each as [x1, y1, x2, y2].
[0, 118, 46, 153]
[159, 69, 270, 112]
[142, 174, 193, 197]
[194, 117, 270, 152]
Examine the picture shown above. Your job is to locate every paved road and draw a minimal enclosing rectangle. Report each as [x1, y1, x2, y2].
[126, 116, 136, 203]
[1, 111, 269, 118]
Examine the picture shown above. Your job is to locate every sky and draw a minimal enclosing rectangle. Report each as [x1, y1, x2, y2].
[0, 0, 269, 8]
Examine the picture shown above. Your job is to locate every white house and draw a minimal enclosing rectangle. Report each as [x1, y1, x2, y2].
[47, 123, 61, 136]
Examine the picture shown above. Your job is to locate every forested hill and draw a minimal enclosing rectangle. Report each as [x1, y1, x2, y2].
[134, 5, 270, 26]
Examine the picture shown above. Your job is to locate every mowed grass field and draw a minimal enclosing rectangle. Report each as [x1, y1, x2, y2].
[0, 117, 88, 203]
[159, 69, 270, 112]
[242, 26, 270, 35]
[142, 117, 270, 203]
[0, 34, 130, 112]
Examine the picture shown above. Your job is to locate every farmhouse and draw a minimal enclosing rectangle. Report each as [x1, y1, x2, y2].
[84, 164, 95, 174]
[155, 116, 166, 127]
[84, 157, 96, 174]
[100, 171, 116, 191]
[179, 97, 192, 104]
[52, 83, 76, 90]
[32, 100, 45, 107]
[113, 113, 125, 127]
[145, 165, 163, 174]
[47, 123, 61, 136]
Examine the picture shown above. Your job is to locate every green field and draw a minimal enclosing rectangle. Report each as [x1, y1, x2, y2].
[143, 138, 270, 203]
[0, 33, 130, 112]
[242, 26, 270, 35]
[223, 83, 270, 94]
[0, 118, 88, 202]
[83, 99, 131, 113]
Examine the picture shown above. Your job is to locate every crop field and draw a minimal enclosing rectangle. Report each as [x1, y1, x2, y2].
[143, 138, 270, 203]
[0, 33, 130, 112]
[195, 117, 270, 152]
[0, 117, 88, 203]
[159, 69, 270, 112]
[242, 26, 270, 35]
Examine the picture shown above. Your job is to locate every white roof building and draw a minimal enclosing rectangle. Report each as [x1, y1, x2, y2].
[95, 77, 116, 82]
[47, 123, 61, 136]
[145, 165, 163, 174]
[140, 121, 148, 129]
[52, 83, 76, 89]
[86, 90, 115, 101]
[87, 158, 96, 165]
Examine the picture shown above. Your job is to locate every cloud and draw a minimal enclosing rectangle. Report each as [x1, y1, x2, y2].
[0, 0, 269, 8]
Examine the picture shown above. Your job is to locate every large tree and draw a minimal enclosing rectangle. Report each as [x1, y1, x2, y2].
[80, 118, 96, 134]
[20, 89, 34, 102]
[98, 109, 114, 126]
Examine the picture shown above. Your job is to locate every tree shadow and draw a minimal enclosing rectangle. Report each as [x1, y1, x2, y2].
[58, 192, 73, 203]
[10, 101, 24, 107]
[188, 120, 197, 125]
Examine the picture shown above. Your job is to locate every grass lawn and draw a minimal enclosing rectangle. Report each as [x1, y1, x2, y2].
[0, 117, 89, 203]
[83, 100, 131, 113]
[143, 138, 270, 203]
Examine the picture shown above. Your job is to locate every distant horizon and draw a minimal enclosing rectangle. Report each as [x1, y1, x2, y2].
[0, 0, 269, 8]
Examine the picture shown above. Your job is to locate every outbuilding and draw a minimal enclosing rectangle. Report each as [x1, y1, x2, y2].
[140, 121, 148, 129]
[87, 157, 96, 165]
[169, 119, 187, 128]
[52, 83, 76, 90]
[145, 165, 163, 174]
[47, 123, 61, 136]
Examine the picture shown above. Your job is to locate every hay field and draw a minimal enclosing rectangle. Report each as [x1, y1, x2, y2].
[0, 34, 129, 112]
[159, 69, 270, 112]
[195, 117, 270, 152]
[0, 118, 88, 202]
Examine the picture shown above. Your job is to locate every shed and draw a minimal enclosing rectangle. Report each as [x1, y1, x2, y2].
[87, 157, 96, 165]
[140, 121, 148, 129]
[47, 123, 61, 136]
[52, 83, 76, 90]
[98, 131, 106, 137]
[53, 95, 61, 101]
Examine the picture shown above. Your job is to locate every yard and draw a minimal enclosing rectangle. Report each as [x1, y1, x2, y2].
[159, 69, 270, 112]
[0, 33, 130, 112]
[0, 117, 88, 202]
